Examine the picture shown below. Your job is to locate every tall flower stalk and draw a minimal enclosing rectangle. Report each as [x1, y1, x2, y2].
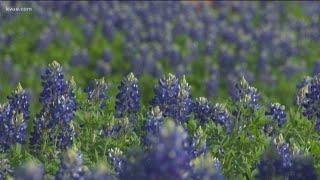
[297, 74, 320, 131]
[115, 73, 140, 119]
[85, 77, 108, 109]
[151, 74, 193, 123]
[0, 83, 30, 151]
[31, 61, 77, 150]
[234, 76, 260, 111]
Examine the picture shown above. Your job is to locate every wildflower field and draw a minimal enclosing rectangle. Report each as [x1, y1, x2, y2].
[1, 1, 320, 179]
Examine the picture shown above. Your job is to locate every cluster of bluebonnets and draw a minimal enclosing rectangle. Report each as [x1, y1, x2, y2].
[0, 60, 318, 179]
[1, 1, 320, 179]
[1, 1, 320, 99]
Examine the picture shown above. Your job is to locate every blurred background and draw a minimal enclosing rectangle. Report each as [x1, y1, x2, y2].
[0, 1, 319, 109]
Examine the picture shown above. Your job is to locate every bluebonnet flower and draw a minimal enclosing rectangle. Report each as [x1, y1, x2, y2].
[281, 61, 306, 79]
[193, 97, 211, 124]
[0, 83, 30, 151]
[1, 56, 13, 75]
[205, 64, 219, 98]
[256, 134, 292, 179]
[62, 29, 72, 45]
[204, 40, 215, 56]
[70, 49, 89, 67]
[1, 56, 21, 86]
[151, 74, 193, 123]
[100, 123, 122, 138]
[258, 137, 318, 179]
[115, 73, 140, 118]
[193, 97, 232, 133]
[297, 74, 320, 131]
[296, 76, 312, 106]
[6, 1, 319, 81]
[14, 161, 45, 180]
[147, 120, 191, 178]
[56, 149, 86, 180]
[144, 106, 164, 145]
[121, 120, 191, 180]
[82, 23, 94, 43]
[108, 148, 124, 175]
[274, 138, 292, 170]
[102, 20, 114, 41]
[234, 76, 260, 111]
[257, 59, 277, 88]
[264, 103, 287, 134]
[85, 78, 108, 109]
[31, 61, 76, 150]
[233, 65, 255, 85]
[37, 28, 55, 51]
[2, 33, 13, 47]
[102, 49, 113, 63]
[289, 155, 318, 180]
[191, 155, 224, 180]
[313, 60, 320, 76]
[211, 103, 232, 133]
[218, 46, 235, 75]
[95, 60, 112, 76]
[188, 126, 207, 159]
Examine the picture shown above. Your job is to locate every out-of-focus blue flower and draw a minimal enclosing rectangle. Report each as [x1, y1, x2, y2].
[0, 83, 30, 151]
[256, 134, 292, 179]
[85, 78, 108, 109]
[313, 61, 320, 76]
[257, 135, 317, 179]
[1, 56, 21, 86]
[82, 23, 94, 42]
[102, 20, 114, 41]
[289, 155, 318, 180]
[121, 120, 191, 180]
[31, 61, 76, 150]
[56, 149, 86, 180]
[95, 60, 112, 76]
[257, 58, 277, 88]
[205, 64, 219, 98]
[70, 49, 89, 67]
[218, 46, 235, 75]
[151, 74, 193, 123]
[296, 76, 312, 105]
[1, 56, 13, 74]
[115, 73, 140, 118]
[14, 161, 44, 180]
[149, 119, 191, 177]
[234, 76, 260, 111]
[62, 29, 72, 45]
[37, 28, 55, 51]
[102, 49, 113, 63]
[281, 61, 306, 79]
